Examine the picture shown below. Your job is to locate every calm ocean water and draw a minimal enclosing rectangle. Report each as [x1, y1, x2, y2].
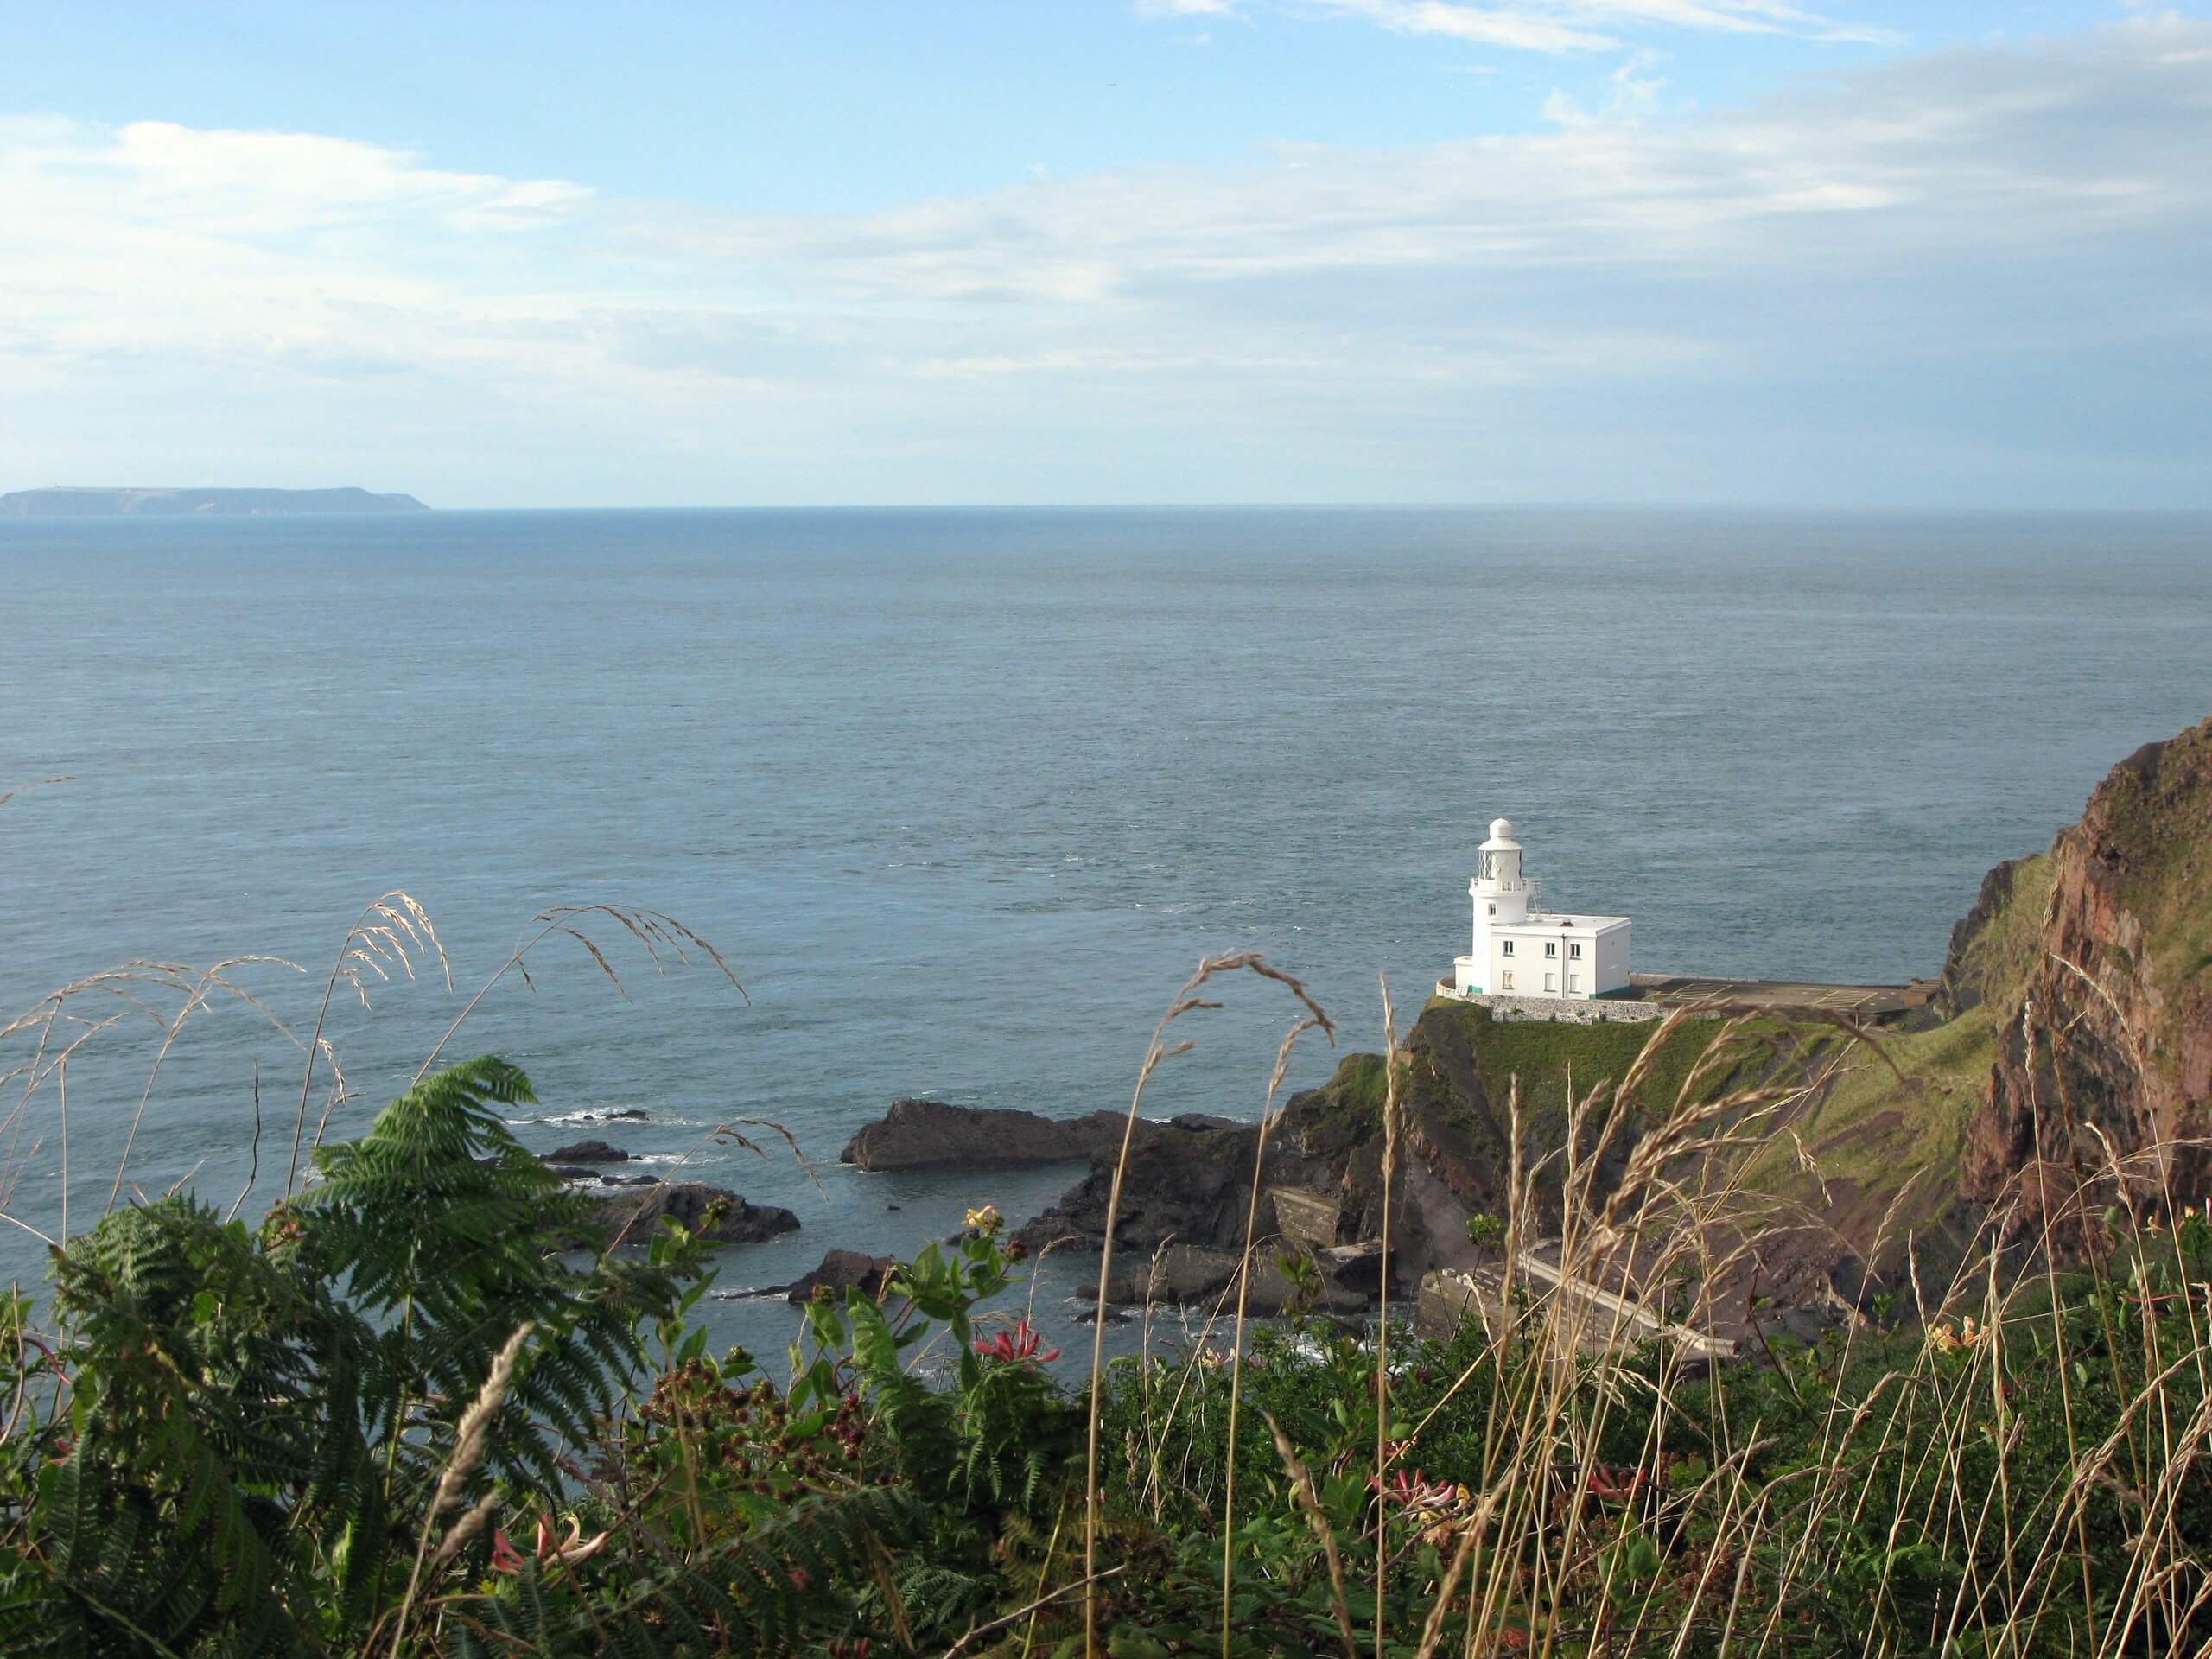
[3, 507, 2207, 1357]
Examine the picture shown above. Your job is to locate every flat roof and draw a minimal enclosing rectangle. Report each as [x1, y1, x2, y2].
[1497, 912, 1630, 931]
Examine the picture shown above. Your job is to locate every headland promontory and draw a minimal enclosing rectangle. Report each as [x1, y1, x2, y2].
[0, 486, 429, 516]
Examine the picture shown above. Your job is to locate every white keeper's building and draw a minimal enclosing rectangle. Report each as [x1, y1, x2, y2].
[1451, 818, 1631, 1001]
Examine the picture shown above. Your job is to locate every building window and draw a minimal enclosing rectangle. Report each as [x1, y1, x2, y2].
[1502, 940, 1514, 957]
[1544, 973, 1557, 992]
[1501, 970, 1514, 990]
[1570, 943, 1583, 959]
[1487, 904, 1497, 916]
[1544, 942, 1557, 958]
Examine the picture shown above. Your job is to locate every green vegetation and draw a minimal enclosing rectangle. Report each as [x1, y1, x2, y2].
[1948, 854, 2056, 1012]
[1422, 999, 1745, 1122]
[1298, 1050, 1395, 1139]
[1744, 1000, 1999, 1213]
[2103, 728, 2212, 1016]
[1744, 855, 2053, 1216]
[1289, 1003, 1784, 1198]
[5, 1022, 2207, 1656]
[3, 777, 2207, 1656]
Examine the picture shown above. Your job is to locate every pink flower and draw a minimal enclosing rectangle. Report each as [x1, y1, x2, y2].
[1586, 1464, 1647, 1501]
[535, 1515, 610, 1567]
[971, 1318, 1060, 1365]
[1370, 1468, 1457, 1510]
[489, 1529, 526, 1575]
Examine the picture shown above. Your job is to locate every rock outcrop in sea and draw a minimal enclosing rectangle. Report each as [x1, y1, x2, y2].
[841, 1096, 1128, 1170]
[548, 1138, 629, 1164]
[580, 1181, 801, 1247]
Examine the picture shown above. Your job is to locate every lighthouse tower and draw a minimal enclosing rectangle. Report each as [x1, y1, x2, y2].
[1468, 817, 1532, 972]
[1451, 817, 1631, 1000]
[1475, 817, 1531, 923]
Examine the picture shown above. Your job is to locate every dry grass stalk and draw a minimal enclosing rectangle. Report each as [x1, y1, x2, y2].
[1373, 973, 1401, 1659]
[0, 956, 302, 1235]
[1220, 1007, 1332, 1657]
[410, 903, 742, 1089]
[0, 776, 73, 811]
[1082, 951, 1332, 1659]
[1266, 1410, 1358, 1659]
[288, 890, 449, 1195]
[388, 1320, 537, 1657]
[1235, 1007, 2137, 1659]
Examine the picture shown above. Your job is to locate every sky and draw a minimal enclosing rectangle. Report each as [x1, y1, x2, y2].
[1, 2, 2207, 508]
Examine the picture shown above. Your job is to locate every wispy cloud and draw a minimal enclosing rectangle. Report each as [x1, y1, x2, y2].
[1159, 0, 1898, 54]
[0, 19, 2204, 505]
[1310, 1, 1617, 53]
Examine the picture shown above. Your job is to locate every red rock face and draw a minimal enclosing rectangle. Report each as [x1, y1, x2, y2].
[1962, 720, 2212, 1243]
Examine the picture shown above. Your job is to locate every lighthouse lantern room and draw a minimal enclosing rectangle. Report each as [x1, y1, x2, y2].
[1452, 818, 1631, 1001]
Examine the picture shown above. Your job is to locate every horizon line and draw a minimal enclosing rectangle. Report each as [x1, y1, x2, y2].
[9, 495, 2211, 516]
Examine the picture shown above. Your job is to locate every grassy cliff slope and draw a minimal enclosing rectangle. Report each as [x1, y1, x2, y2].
[1741, 853, 2054, 1225]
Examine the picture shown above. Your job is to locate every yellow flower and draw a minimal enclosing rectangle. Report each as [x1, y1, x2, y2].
[965, 1205, 1003, 1237]
[1929, 1322, 1960, 1354]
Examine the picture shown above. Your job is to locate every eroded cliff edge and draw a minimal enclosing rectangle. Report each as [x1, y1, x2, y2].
[1959, 720, 2212, 1241]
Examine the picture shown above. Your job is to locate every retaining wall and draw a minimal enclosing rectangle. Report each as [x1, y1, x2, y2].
[1434, 985, 1667, 1025]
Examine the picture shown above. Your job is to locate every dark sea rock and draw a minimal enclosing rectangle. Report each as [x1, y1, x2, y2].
[585, 1182, 799, 1247]
[1013, 1116, 1330, 1258]
[548, 1138, 628, 1163]
[841, 1097, 1127, 1171]
[784, 1249, 899, 1306]
[1169, 1114, 1241, 1131]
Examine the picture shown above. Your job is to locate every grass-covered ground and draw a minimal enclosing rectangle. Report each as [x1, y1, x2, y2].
[1294, 999, 1751, 1141]
[1742, 853, 2053, 1218]
[1426, 998, 1786, 1122]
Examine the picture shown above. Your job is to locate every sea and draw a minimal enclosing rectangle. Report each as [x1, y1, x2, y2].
[3, 506, 2207, 1364]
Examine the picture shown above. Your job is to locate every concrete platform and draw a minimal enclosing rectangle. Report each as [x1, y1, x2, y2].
[1621, 973, 1934, 1021]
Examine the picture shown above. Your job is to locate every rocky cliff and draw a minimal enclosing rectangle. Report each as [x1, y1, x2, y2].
[996, 719, 2212, 1309]
[1011, 1005, 1745, 1303]
[1960, 718, 2212, 1240]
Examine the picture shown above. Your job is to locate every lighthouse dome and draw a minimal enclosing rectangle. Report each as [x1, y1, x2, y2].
[1489, 817, 1514, 842]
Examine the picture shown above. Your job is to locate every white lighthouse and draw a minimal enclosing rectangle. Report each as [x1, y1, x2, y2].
[1452, 818, 1630, 1000]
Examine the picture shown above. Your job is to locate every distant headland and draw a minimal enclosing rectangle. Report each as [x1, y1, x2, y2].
[0, 486, 429, 517]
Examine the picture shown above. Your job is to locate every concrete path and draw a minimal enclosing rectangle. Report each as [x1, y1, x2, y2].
[1624, 972, 1933, 1021]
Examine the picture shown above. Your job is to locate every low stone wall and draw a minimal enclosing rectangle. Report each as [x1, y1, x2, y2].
[1417, 1265, 1738, 1362]
[1434, 985, 1666, 1025]
[1269, 1187, 1341, 1253]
